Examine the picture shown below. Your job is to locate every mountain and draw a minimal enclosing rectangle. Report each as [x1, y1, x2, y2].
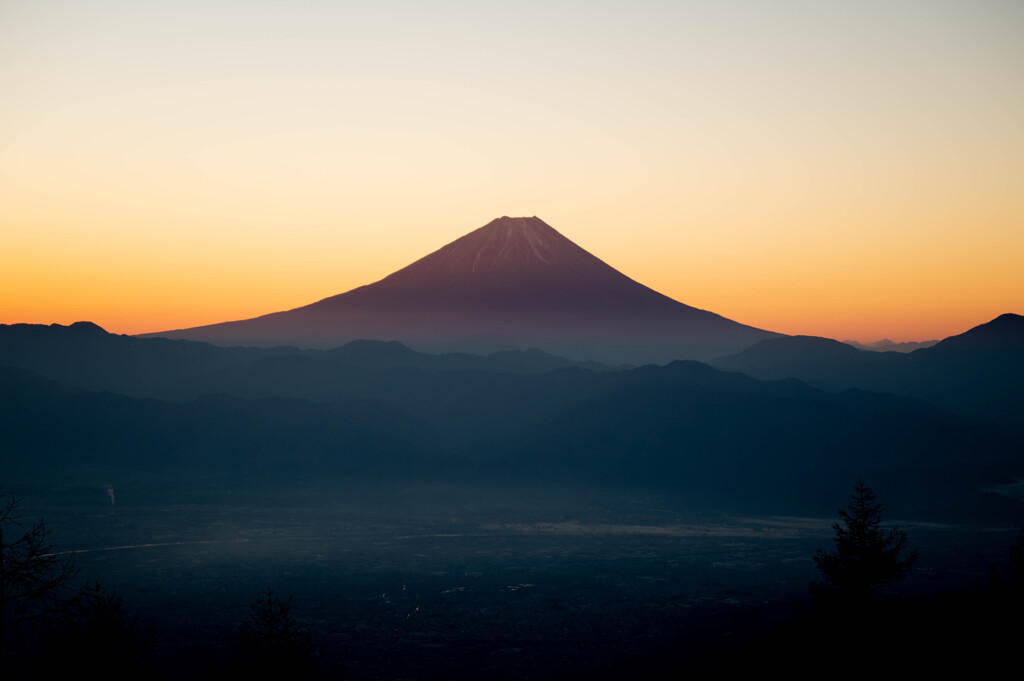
[926, 312, 1024, 354]
[144, 216, 780, 363]
[710, 313, 1024, 428]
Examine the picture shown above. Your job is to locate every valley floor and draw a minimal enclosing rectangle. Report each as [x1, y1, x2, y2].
[10, 477, 1021, 679]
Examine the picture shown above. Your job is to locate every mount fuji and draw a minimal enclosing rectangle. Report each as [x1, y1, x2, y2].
[145, 216, 780, 362]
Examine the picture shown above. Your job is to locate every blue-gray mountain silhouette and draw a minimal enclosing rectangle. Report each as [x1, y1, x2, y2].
[711, 313, 1024, 427]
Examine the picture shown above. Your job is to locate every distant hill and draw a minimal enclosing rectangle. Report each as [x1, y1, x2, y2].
[844, 338, 939, 352]
[142, 216, 780, 363]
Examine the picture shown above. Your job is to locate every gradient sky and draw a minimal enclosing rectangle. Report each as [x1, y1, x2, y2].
[2, 1, 1021, 343]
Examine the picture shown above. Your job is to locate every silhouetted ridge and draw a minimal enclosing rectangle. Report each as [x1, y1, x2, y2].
[928, 313, 1024, 353]
[68, 321, 108, 334]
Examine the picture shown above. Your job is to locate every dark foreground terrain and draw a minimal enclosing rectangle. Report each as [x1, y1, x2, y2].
[11, 476, 1021, 679]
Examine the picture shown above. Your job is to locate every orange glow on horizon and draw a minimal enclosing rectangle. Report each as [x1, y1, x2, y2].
[2, 2, 1021, 346]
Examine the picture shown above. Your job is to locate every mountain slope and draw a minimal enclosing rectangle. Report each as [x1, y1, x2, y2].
[145, 216, 780, 362]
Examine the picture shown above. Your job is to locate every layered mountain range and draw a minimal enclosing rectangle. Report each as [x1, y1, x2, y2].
[145, 216, 779, 363]
[2, 316, 1022, 517]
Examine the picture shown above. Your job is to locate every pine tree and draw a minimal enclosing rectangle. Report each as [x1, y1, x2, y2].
[230, 588, 319, 678]
[0, 489, 78, 661]
[46, 582, 153, 678]
[813, 481, 917, 602]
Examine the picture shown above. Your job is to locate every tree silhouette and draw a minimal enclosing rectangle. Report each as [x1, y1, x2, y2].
[230, 588, 319, 678]
[45, 582, 152, 678]
[813, 480, 917, 603]
[0, 489, 78, 661]
[1008, 529, 1024, 588]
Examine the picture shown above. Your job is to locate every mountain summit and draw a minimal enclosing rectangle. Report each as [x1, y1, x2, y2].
[146, 216, 780, 362]
[382, 216, 617, 281]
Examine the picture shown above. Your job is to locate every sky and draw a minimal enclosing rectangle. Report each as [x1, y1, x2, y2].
[2, 1, 1021, 343]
